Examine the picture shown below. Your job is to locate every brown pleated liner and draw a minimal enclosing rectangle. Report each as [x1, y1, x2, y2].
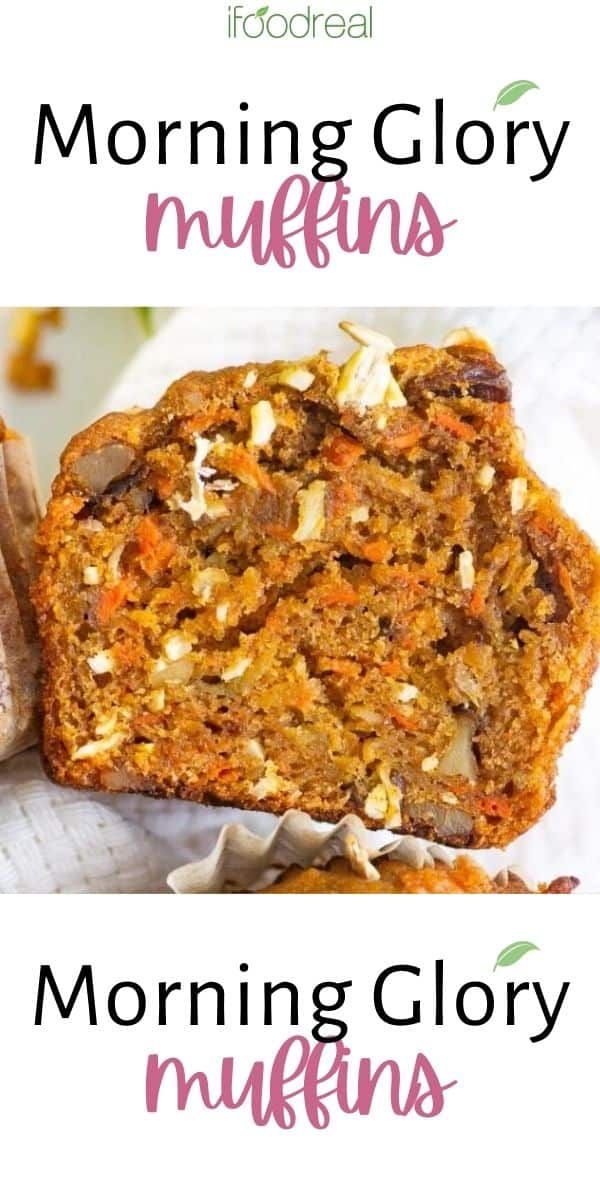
[166, 809, 537, 894]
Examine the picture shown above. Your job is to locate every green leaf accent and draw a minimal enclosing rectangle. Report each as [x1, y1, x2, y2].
[493, 941, 539, 971]
[256, 5, 269, 15]
[133, 307, 154, 337]
[493, 80, 539, 109]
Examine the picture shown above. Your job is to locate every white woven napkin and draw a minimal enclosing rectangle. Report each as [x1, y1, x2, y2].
[0, 307, 598, 892]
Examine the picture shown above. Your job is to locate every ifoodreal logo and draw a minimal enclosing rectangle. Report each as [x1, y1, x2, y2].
[227, 5, 374, 39]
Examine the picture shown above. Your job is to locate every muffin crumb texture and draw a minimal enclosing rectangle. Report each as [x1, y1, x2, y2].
[34, 326, 600, 847]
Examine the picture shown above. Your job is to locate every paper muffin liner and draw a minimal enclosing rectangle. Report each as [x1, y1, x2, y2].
[166, 810, 536, 894]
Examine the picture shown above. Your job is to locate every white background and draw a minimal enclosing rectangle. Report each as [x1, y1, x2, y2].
[1, 1, 600, 1193]
[0, 0, 599, 303]
[2, 897, 598, 1200]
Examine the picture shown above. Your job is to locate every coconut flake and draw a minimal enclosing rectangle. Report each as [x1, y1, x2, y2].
[339, 320, 396, 354]
[350, 505, 370, 525]
[149, 656, 194, 686]
[148, 688, 165, 713]
[364, 764, 402, 828]
[421, 754, 439, 773]
[364, 784, 388, 820]
[72, 730, 124, 761]
[163, 632, 193, 662]
[83, 565, 101, 586]
[249, 399, 276, 447]
[336, 346, 392, 413]
[252, 759, 283, 799]
[438, 714, 478, 782]
[173, 435, 213, 522]
[458, 549, 475, 590]
[477, 463, 495, 491]
[293, 480, 326, 542]
[95, 713, 118, 737]
[221, 655, 252, 682]
[275, 365, 315, 392]
[106, 541, 125, 582]
[510, 477, 528, 514]
[246, 738, 265, 762]
[443, 327, 494, 353]
[384, 374, 407, 408]
[87, 651, 114, 675]
[191, 565, 229, 601]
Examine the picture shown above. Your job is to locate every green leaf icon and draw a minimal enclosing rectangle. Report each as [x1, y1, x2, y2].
[493, 941, 539, 970]
[256, 5, 269, 15]
[493, 80, 539, 109]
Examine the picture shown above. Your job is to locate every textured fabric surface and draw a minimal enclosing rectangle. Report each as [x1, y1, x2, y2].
[0, 307, 598, 892]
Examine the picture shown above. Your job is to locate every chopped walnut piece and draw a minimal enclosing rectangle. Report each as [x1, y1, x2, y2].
[293, 480, 326, 542]
[510, 477, 528, 514]
[458, 549, 475, 590]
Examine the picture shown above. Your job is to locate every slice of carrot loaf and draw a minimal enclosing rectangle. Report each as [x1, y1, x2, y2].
[0, 418, 41, 759]
[33, 323, 600, 847]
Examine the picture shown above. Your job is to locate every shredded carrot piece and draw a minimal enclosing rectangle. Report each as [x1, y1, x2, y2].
[467, 584, 486, 618]
[135, 515, 175, 576]
[385, 427, 423, 452]
[380, 660, 404, 678]
[151, 473, 175, 500]
[263, 521, 293, 541]
[318, 657, 361, 678]
[112, 638, 145, 669]
[330, 479, 358, 519]
[225, 445, 275, 493]
[557, 561, 576, 606]
[180, 405, 233, 436]
[152, 583, 187, 608]
[97, 579, 133, 625]
[479, 796, 511, 819]
[372, 563, 429, 589]
[389, 706, 419, 732]
[429, 406, 477, 442]
[442, 778, 475, 795]
[399, 633, 416, 651]
[317, 584, 360, 607]
[324, 433, 365, 469]
[529, 512, 554, 538]
[549, 682, 568, 714]
[361, 538, 390, 563]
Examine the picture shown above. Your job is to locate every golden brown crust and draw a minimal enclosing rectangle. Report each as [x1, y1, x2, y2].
[34, 335, 600, 846]
[259, 856, 579, 894]
[0, 422, 40, 759]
